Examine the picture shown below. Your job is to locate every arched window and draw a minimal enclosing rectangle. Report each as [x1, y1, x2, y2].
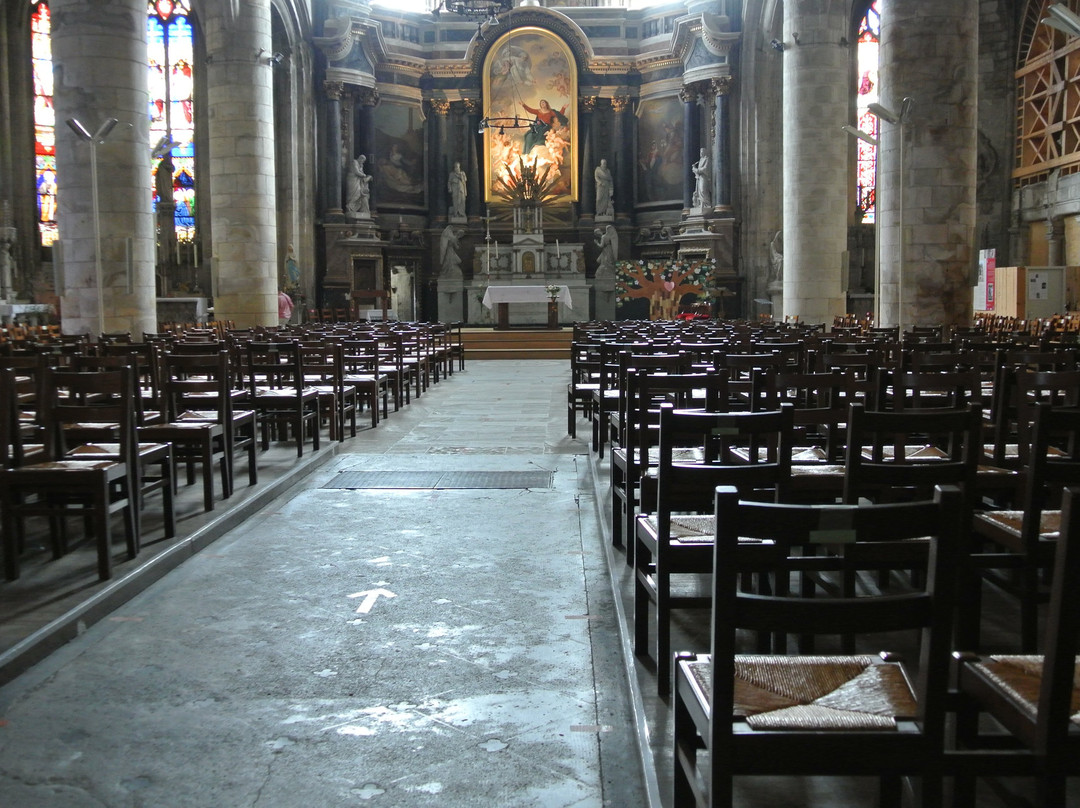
[855, 1, 880, 222]
[148, 0, 196, 240]
[31, 1, 57, 246]
[29, 0, 198, 245]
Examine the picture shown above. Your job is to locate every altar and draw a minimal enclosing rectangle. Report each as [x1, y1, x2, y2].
[482, 285, 572, 330]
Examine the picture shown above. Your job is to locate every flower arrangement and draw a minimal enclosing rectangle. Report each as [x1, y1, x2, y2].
[615, 257, 720, 320]
[545, 284, 561, 301]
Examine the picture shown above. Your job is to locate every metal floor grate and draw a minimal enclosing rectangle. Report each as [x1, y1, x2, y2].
[324, 470, 554, 490]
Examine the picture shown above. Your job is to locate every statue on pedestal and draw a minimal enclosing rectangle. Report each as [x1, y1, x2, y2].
[346, 155, 372, 217]
[691, 148, 712, 211]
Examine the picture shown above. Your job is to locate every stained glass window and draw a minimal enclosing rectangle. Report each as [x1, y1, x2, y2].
[148, 0, 196, 240]
[855, 1, 880, 223]
[31, 2, 57, 246]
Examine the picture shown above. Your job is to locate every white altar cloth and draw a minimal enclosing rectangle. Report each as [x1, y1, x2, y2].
[481, 285, 573, 310]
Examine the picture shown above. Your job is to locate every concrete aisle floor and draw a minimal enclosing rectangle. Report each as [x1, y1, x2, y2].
[0, 360, 648, 808]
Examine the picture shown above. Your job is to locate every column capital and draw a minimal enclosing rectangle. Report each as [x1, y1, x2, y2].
[356, 86, 380, 107]
[428, 99, 451, 116]
[611, 95, 632, 113]
[324, 81, 344, 100]
[580, 96, 599, 113]
[462, 98, 481, 115]
[678, 86, 699, 104]
[711, 76, 734, 97]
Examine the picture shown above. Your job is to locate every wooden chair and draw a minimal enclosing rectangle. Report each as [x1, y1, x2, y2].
[0, 367, 140, 581]
[611, 370, 728, 563]
[156, 349, 258, 495]
[672, 484, 963, 808]
[340, 338, 389, 427]
[245, 341, 320, 457]
[300, 340, 357, 442]
[634, 403, 794, 695]
[970, 404, 1080, 652]
[952, 485, 1080, 808]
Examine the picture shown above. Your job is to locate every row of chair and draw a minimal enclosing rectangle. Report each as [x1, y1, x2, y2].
[567, 319, 1080, 805]
[0, 320, 464, 583]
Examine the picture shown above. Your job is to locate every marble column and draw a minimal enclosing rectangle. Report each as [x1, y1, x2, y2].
[324, 81, 344, 216]
[52, 0, 156, 337]
[781, 0, 848, 326]
[611, 95, 632, 217]
[204, 0, 277, 327]
[712, 77, 734, 212]
[357, 87, 378, 212]
[580, 96, 597, 218]
[464, 99, 482, 219]
[879, 0, 977, 328]
[429, 100, 450, 221]
[681, 86, 700, 212]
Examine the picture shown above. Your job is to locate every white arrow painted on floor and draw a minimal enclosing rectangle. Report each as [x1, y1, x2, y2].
[348, 589, 397, 614]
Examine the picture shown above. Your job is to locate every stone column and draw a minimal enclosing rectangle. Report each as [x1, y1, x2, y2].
[324, 81, 344, 216]
[1047, 216, 1064, 266]
[579, 96, 597, 218]
[463, 99, 482, 219]
[712, 76, 734, 212]
[611, 95, 632, 217]
[429, 100, 450, 221]
[879, 0, 977, 329]
[781, 0, 848, 326]
[52, 0, 156, 337]
[204, 0, 277, 327]
[680, 86, 700, 212]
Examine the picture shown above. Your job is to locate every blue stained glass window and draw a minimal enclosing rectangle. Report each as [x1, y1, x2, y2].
[148, 0, 196, 240]
[856, 1, 880, 223]
[31, 2, 58, 245]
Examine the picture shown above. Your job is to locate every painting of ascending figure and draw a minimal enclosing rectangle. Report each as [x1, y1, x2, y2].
[483, 27, 577, 203]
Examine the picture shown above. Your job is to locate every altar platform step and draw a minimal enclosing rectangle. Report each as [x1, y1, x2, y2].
[461, 327, 573, 360]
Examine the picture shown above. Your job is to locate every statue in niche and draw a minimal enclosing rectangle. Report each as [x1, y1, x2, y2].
[345, 154, 372, 217]
[769, 230, 783, 283]
[595, 224, 618, 278]
[448, 161, 467, 219]
[440, 225, 463, 278]
[594, 158, 614, 217]
[691, 148, 711, 210]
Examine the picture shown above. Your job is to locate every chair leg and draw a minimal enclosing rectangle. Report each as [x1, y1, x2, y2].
[92, 483, 113, 581]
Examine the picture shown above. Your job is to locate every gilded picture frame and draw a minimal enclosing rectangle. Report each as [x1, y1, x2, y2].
[482, 27, 578, 203]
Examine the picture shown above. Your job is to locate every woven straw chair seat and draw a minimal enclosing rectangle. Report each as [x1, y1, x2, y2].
[642, 515, 773, 546]
[977, 509, 1061, 539]
[967, 655, 1080, 725]
[687, 654, 918, 730]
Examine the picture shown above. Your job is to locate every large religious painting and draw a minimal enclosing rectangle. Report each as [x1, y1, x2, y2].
[483, 27, 578, 203]
[374, 102, 426, 207]
[637, 96, 684, 204]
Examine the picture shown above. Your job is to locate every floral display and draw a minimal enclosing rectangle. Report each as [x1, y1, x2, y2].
[615, 257, 720, 320]
[545, 284, 561, 300]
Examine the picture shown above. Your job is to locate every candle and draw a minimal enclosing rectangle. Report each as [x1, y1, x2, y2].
[556, 239, 561, 259]
[193, 241, 199, 267]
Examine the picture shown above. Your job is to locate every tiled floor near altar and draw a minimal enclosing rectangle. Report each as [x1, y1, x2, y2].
[0, 359, 1073, 807]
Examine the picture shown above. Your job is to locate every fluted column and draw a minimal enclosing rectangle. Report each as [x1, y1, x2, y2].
[580, 96, 597, 217]
[324, 81, 344, 215]
[611, 95, 632, 216]
[781, 0, 848, 325]
[463, 99, 482, 219]
[429, 100, 450, 221]
[204, 0, 277, 327]
[879, 0, 977, 328]
[681, 86, 700, 211]
[52, 0, 156, 337]
[712, 77, 734, 212]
